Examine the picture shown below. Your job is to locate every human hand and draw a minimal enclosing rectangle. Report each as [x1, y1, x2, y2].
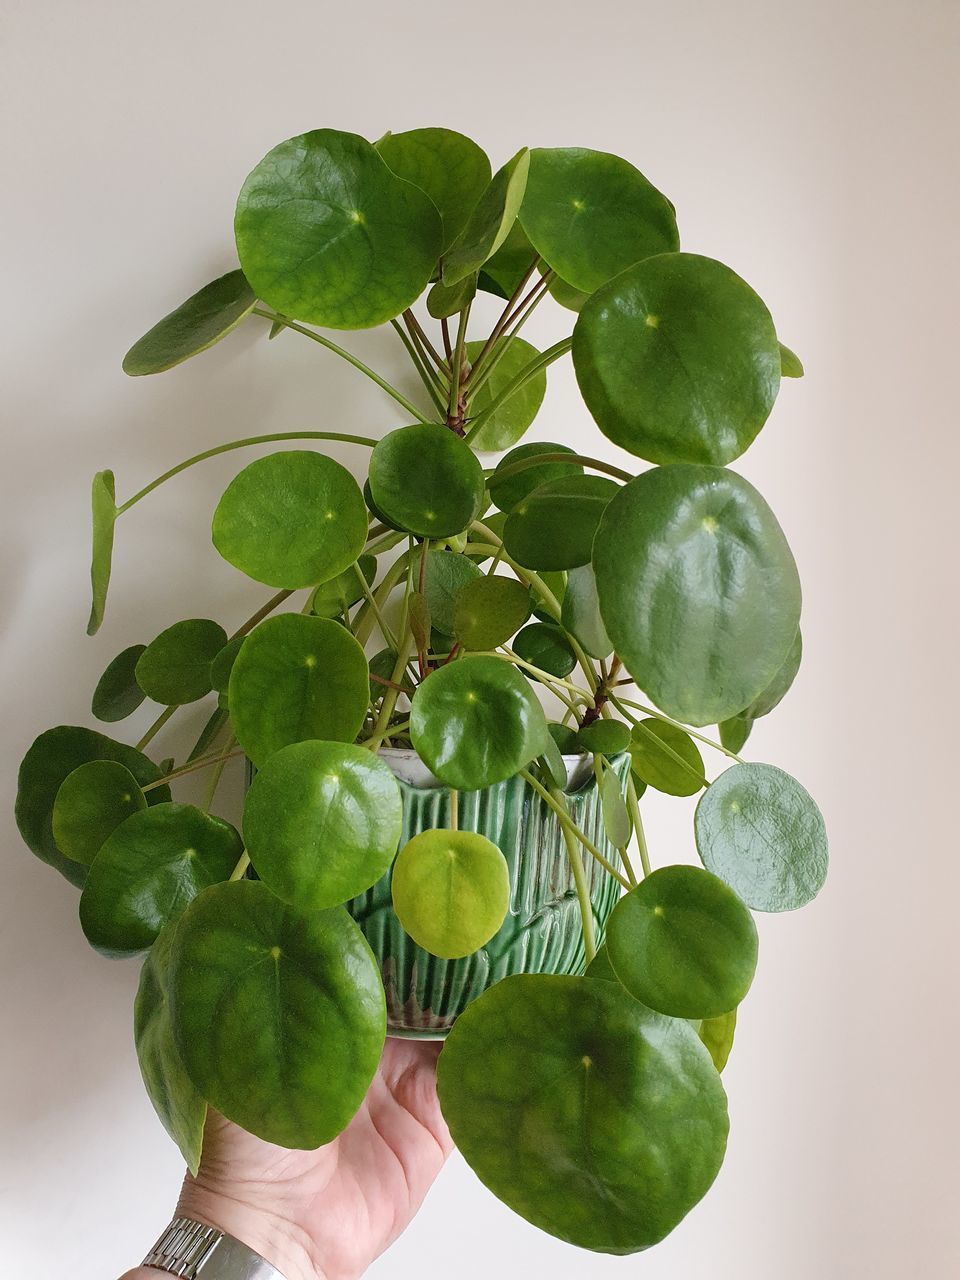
[123, 1038, 452, 1280]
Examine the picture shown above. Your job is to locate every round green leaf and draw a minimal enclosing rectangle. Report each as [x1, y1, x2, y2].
[212, 451, 368, 590]
[577, 719, 630, 756]
[367, 424, 484, 538]
[52, 760, 146, 865]
[235, 129, 441, 329]
[548, 273, 592, 311]
[80, 802, 243, 956]
[308, 554, 376, 619]
[487, 441, 582, 513]
[512, 622, 576, 679]
[410, 655, 549, 789]
[464, 338, 547, 452]
[135, 924, 207, 1174]
[695, 762, 828, 912]
[561, 564, 613, 659]
[243, 741, 402, 910]
[437, 974, 729, 1252]
[629, 719, 705, 796]
[442, 149, 530, 286]
[122, 270, 256, 375]
[87, 469, 117, 635]
[520, 147, 679, 294]
[92, 644, 147, 722]
[209, 634, 245, 695]
[229, 614, 369, 767]
[573, 253, 781, 465]
[607, 865, 758, 1019]
[592, 465, 801, 726]
[453, 576, 531, 650]
[699, 1008, 737, 1073]
[392, 828, 510, 958]
[136, 619, 227, 705]
[15, 726, 171, 887]
[548, 722, 580, 754]
[423, 549, 483, 636]
[376, 128, 491, 252]
[504, 474, 618, 570]
[169, 880, 385, 1148]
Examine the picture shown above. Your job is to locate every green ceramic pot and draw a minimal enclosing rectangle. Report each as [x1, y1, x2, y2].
[346, 749, 629, 1038]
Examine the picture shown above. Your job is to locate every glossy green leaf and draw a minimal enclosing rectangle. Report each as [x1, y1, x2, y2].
[535, 731, 568, 789]
[547, 722, 580, 754]
[52, 760, 146, 865]
[15, 726, 170, 887]
[368, 424, 484, 538]
[368, 647, 398, 701]
[477, 221, 539, 299]
[243, 741, 402, 910]
[453, 576, 531, 650]
[520, 147, 679, 294]
[169, 880, 385, 1147]
[577, 719, 630, 756]
[134, 924, 207, 1173]
[229, 615, 369, 767]
[442, 149, 531, 286]
[135, 619, 227, 705]
[629, 719, 705, 796]
[695, 762, 828, 911]
[426, 273, 477, 319]
[235, 129, 441, 329]
[607, 865, 758, 1019]
[92, 644, 147, 722]
[410, 655, 549, 789]
[213, 451, 368, 589]
[487, 441, 582, 513]
[584, 942, 619, 982]
[592, 465, 801, 725]
[209, 634, 245, 695]
[437, 974, 729, 1252]
[464, 337, 547, 452]
[573, 253, 781, 465]
[561, 564, 613, 659]
[718, 715, 752, 753]
[87, 469, 117, 635]
[423, 550, 483, 636]
[392, 828, 510, 958]
[308, 554, 376, 619]
[376, 128, 491, 252]
[512, 622, 576, 679]
[123, 270, 256, 375]
[504, 475, 618, 570]
[600, 769, 631, 848]
[698, 1008, 737, 1073]
[80, 802, 243, 956]
[779, 342, 804, 377]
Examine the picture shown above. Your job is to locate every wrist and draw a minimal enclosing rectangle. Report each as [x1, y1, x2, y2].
[168, 1188, 323, 1280]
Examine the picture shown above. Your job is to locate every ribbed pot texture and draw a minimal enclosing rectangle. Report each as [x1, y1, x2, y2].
[347, 751, 629, 1037]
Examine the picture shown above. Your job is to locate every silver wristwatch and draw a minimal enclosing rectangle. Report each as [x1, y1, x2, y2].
[142, 1217, 287, 1279]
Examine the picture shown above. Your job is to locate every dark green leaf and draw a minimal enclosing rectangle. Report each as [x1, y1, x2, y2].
[80, 802, 243, 956]
[426, 273, 478, 318]
[212, 451, 368, 589]
[442, 149, 530, 286]
[15, 726, 170, 887]
[606, 865, 758, 1018]
[169, 881, 385, 1147]
[584, 943, 619, 982]
[573, 253, 781, 465]
[547, 722, 580, 754]
[592, 465, 801, 725]
[453, 576, 531, 650]
[512, 622, 576, 679]
[368, 647, 398, 701]
[410, 655, 549, 789]
[209, 634, 246, 695]
[503, 474, 618, 570]
[742, 628, 802, 720]
[718, 715, 752, 753]
[52, 760, 146, 865]
[487, 441, 582, 513]
[136, 619, 227, 705]
[229, 614, 369, 766]
[629, 719, 705, 796]
[477, 221, 539, 299]
[423, 550, 483, 636]
[560, 564, 613, 659]
[437, 974, 729, 1252]
[123, 270, 256, 375]
[392, 828, 510, 958]
[520, 147, 679, 293]
[536, 731, 568, 789]
[465, 337, 547, 452]
[243, 741, 402, 910]
[87, 470, 117, 635]
[376, 128, 491, 252]
[368, 424, 484, 538]
[188, 707, 230, 761]
[308, 555, 376, 619]
[577, 720, 630, 756]
[92, 644, 147, 722]
[695, 762, 828, 911]
[235, 129, 441, 329]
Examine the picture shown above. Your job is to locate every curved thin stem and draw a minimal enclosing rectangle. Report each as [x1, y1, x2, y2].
[136, 705, 176, 751]
[390, 319, 447, 415]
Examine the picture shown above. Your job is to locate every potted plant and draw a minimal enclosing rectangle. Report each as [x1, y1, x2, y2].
[15, 127, 827, 1256]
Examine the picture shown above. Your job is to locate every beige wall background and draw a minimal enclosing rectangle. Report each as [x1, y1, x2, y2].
[1, 1, 957, 1276]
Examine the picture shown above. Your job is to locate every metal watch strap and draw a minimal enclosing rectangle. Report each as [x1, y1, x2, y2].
[142, 1216, 287, 1279]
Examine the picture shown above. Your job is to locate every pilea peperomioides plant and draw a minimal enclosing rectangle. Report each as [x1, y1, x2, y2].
[15, 127, 828, 1256]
